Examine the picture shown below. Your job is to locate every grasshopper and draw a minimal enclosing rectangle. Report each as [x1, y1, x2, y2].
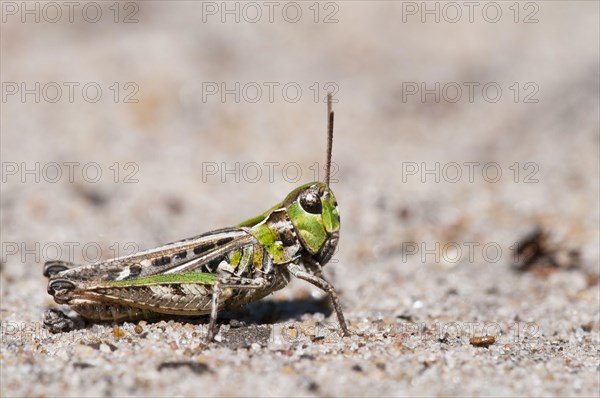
[44, 94, 350, 343]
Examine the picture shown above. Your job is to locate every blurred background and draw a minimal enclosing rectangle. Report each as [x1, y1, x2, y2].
[2, 1, 599, 396]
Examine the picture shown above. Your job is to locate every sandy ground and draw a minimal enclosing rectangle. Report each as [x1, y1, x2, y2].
[1, 1, 599, 397]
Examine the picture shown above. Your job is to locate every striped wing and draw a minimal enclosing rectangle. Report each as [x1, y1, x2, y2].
[51, 227, 257, 283]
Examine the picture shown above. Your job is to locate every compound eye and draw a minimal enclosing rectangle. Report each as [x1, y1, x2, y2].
[299, 188, 323, 215]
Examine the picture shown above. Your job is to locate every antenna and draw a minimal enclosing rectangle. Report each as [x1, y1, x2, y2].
[325, 93, 334, 187]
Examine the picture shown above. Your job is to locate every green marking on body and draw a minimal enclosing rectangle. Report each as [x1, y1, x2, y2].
[321, 195, 340, 233]
[238, 202, 281, 228]
[229, 250, 242, 267]
[105, 272, 218, 287]
[253, 244, 263, 270]
[249, 220, 288, 264]
[237, 182, 316, 228]
[239, 246, 252, 271]
[288, 200, 326, 254]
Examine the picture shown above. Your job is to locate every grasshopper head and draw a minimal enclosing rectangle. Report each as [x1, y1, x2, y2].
[285, 182, 340, 266]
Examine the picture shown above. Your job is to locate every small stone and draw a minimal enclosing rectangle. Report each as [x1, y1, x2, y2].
[470, 336, 496, 347]
[113, 326, 125, 338]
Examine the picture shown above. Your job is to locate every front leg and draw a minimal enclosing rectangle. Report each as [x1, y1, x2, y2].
[286, 263, 350, 337]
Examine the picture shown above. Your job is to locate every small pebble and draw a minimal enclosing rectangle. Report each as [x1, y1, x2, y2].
[113, 326, 125, 338]
[470, 336, 496, 347]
